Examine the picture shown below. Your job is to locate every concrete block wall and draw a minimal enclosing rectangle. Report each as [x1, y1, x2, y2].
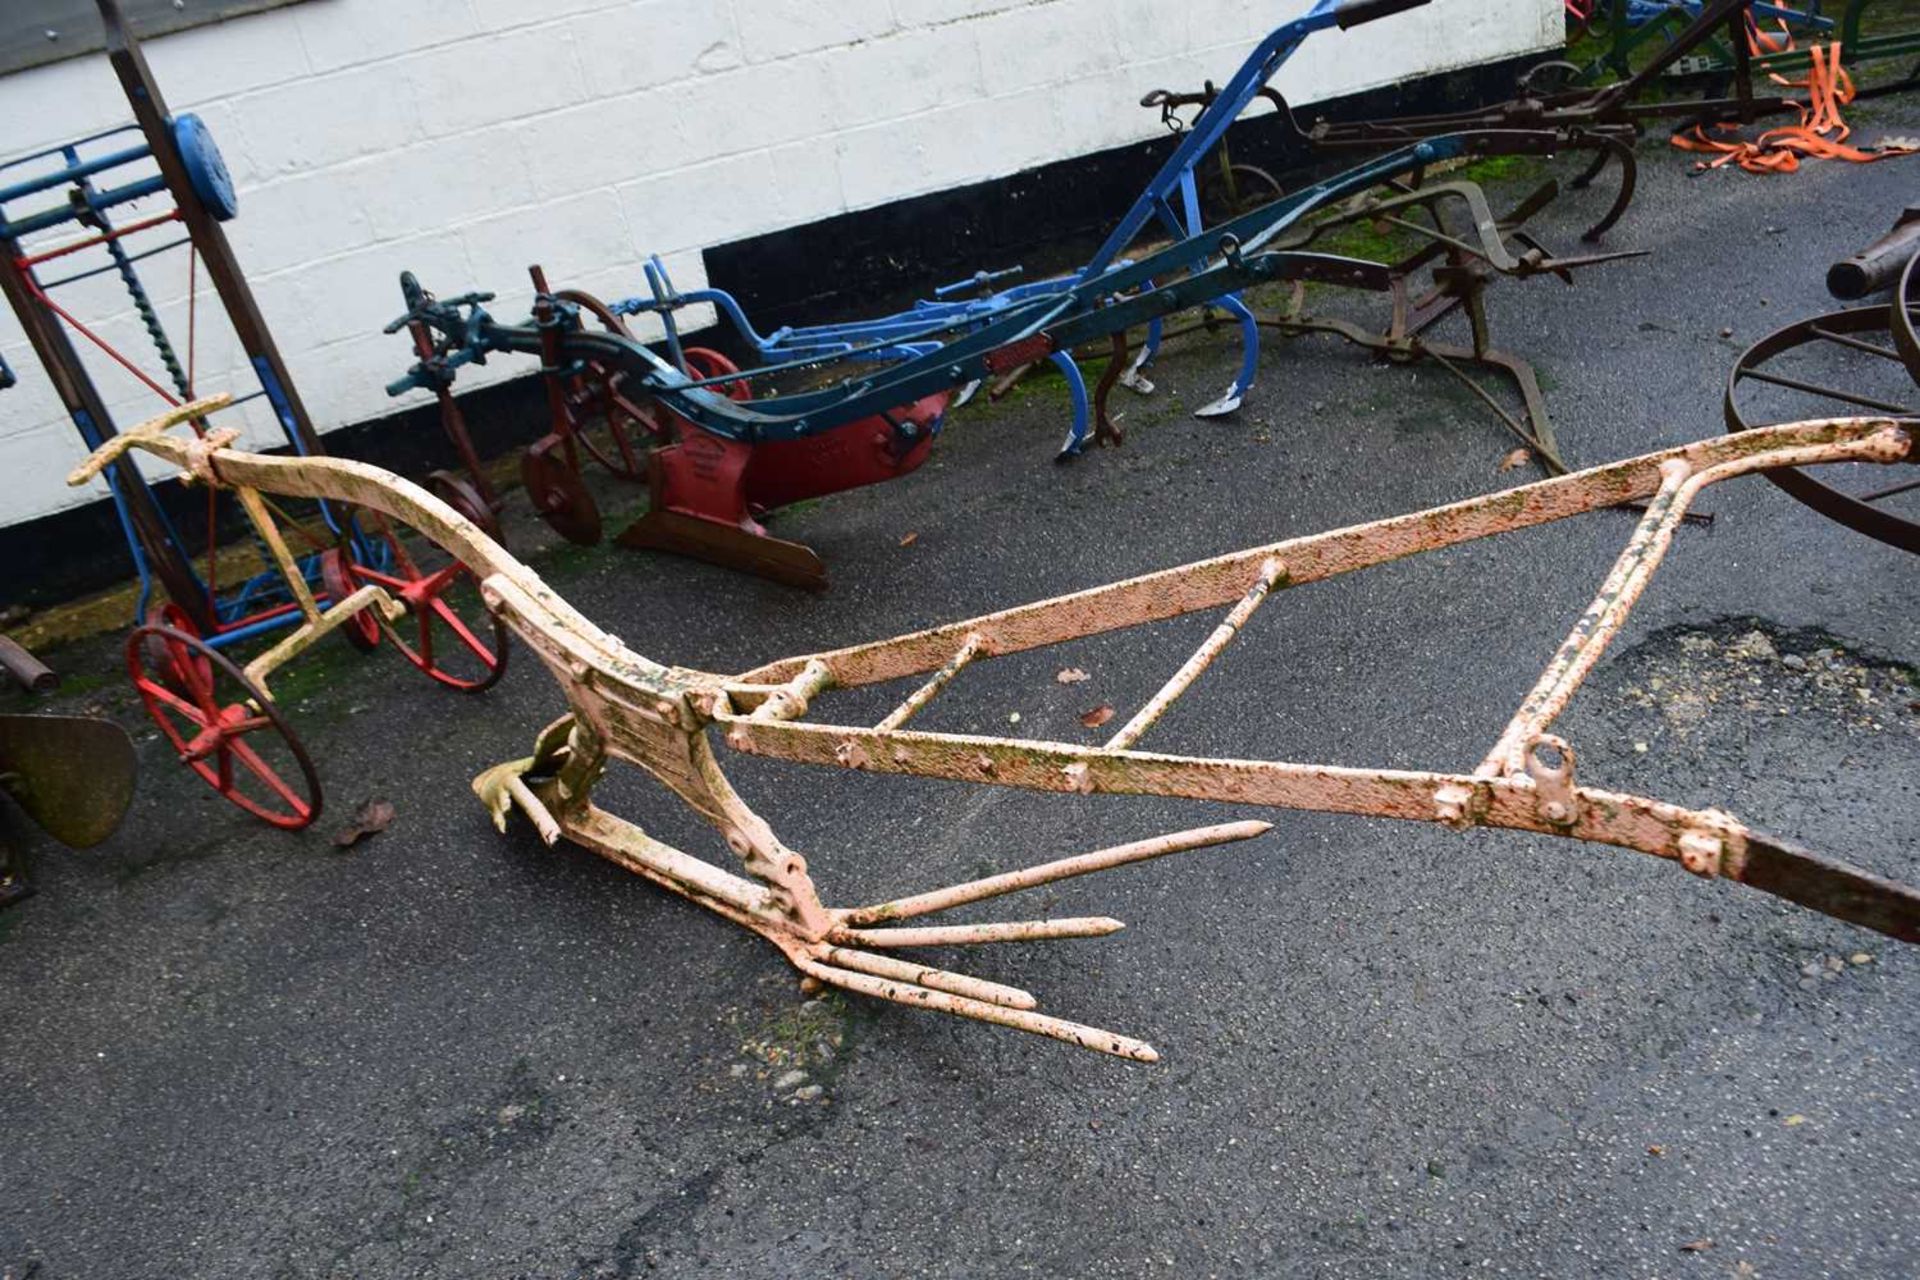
[0, 0, 1558, 529]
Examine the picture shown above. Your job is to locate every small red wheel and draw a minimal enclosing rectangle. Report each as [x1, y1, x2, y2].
[320, 547, 382, 653]
[141, 601, 209, 692]
[521, 434, 603, 546]
[342, 516, 511, 693]
[129, 624, 322, 830]
[681, 347, 752, 402]
[427, 470, 503, 543]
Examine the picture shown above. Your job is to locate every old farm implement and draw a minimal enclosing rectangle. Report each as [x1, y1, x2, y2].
[3, 0, 506, 828]
[73, 409, 1920, 1060]
[0, 639, 137, 910]
[391, 0, 1638, 586]
[1312, 0, 1920, 187]
[1725, 242, 1920, 552]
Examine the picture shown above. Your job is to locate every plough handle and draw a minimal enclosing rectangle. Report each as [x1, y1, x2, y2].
[1334, 0, 1430, 28]
[65, 393, 233, 486]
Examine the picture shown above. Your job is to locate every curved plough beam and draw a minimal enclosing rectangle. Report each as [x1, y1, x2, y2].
[72, 409, 1920, 1062]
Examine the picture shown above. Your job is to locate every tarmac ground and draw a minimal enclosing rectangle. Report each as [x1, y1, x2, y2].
[2, 90, 1918, 1280]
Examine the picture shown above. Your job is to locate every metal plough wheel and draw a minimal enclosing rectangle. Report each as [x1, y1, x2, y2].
[1725, 281, 1920, 555]
[339, 515, 511, 693]
[554, 289, 663, 467]
[129, 622, 322, 830]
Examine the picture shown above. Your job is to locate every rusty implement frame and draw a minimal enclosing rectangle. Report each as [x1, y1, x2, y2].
[72, 411, 1920, 1062]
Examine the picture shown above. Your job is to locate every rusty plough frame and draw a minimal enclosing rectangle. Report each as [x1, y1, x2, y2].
[73, 408, 1920, 1061]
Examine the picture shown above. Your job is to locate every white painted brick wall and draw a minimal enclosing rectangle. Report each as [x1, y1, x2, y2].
[1, 0, 1557, 530]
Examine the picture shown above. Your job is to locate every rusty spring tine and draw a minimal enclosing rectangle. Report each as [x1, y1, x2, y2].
[793, 955, 1159, 1063]
[875, 632, 982, 732]
[833, 917, 1126, 948]
[843, 820, 1271, 927]
[1105, 558, 1286, 752]
[820, 945, 1037, 1009]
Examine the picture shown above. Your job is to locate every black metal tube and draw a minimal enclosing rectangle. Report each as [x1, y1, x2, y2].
[1827, 212, 1920, 300]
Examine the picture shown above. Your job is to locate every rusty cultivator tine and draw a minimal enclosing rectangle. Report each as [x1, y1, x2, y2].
[72, 411, 1920, 1061]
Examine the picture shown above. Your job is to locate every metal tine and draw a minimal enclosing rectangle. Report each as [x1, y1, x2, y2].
[795, 956, 1159, 1063]
[835, 917, 1126, 948]
[821, 945, 1038, 1010]
[875, 632, 982, 731]
[1104, 558, 1285, 752]
[844, 820, 1270, 927]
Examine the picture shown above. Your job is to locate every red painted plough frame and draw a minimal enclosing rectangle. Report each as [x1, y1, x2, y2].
[74, 412, 1920, 1062]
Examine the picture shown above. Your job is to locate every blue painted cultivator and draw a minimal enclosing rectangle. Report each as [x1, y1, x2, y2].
[393, 0, 1640, 587]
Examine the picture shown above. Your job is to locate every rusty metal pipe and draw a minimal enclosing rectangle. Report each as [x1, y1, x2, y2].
[1827, 210, 1920, 300]
[0, 635, 57, 693]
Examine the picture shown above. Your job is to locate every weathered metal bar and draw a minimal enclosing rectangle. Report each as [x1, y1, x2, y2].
[239, 582, 389, 690]
[1482, 430, 1908, 778]
[874, 632, 982, 732]
[1106, 558, 1285, 751]
[834, 918, 1126, 947]
[0, 636, 57, 693]
[747, 659, 833, 722]
[794, 956, 1159, 1063]
[820, 946, 1038, 1010]
[843, 821, 1272, 926]
[738, 419, 1903, 692]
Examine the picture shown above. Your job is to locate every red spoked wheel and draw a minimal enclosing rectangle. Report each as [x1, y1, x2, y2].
[341, 516, 511, 693]
[426, 470, 503, 543]
[141, 601, 211, 689]
[681, 347, 752, 402]
[554, 289, 662, 467]
[520, 435, 603, 546]
[319, 547, 382, 653]
[129, 623, 322, 830]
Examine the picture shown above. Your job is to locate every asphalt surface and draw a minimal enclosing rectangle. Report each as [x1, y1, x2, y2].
[3, 104, 1919, 1280]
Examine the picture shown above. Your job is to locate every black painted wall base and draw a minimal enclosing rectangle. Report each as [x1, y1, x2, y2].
[4, 50, 1542, 612]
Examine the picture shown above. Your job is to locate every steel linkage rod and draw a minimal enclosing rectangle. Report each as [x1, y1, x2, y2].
[1104, 558, 1286, 751]
[841, 821, 1272, 926]
[875, 632, 982, 731]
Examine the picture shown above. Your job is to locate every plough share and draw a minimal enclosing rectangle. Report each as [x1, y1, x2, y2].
[74, 403, 1920, 1061]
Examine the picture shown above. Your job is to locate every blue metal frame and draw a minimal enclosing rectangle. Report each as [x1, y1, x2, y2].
[395, 134, 1464, 455]
[602, 0, 1376, 457]
[0, 117, 382, 648]
[1612, 0, 1832, 31]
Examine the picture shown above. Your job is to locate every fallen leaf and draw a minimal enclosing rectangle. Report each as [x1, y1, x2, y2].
[1783, 1114, 1806, 1127]
[1647, 1144, 1665, 1156]
[1056, 668, 1091, 685]
[334, 798, 395, 848]
[1736, 1262, 1758, 1277]
[1080, 704, 1115, 729]
[898, 531, 918, 547]
[1497, 447, 1532, 473]
[1678, 1238, 1714, 1253]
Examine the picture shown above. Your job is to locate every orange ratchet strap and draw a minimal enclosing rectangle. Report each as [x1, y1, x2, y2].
[1671, 39, 1919, 174]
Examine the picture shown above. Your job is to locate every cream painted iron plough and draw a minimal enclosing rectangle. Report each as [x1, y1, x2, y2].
[74, 398, 1920, 1062]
